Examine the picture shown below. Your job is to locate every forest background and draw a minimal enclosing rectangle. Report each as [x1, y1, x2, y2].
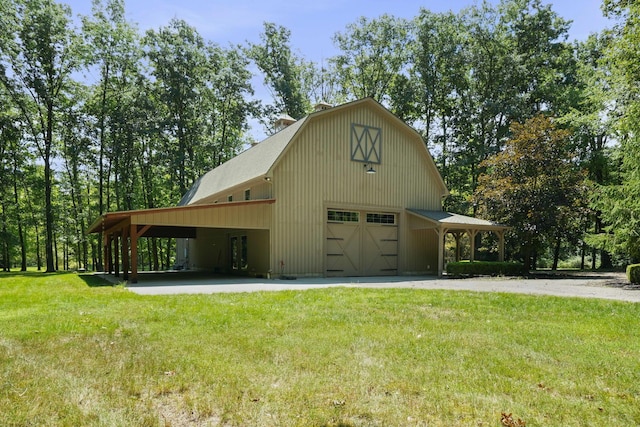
[1, 0, 639, 274]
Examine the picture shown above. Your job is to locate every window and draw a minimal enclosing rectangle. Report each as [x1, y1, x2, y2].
[351, 123, 382, 164]
[227, 195, 233, 202]
[244, 189, 251, 201]
[366, 213, 396, 224]
[328, 210, 359, 222]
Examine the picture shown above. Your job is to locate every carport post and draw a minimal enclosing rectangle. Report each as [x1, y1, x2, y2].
[130, 224, 138, 284]
[121, 228, 129, 281]
[437, 227, 447, 277]
[113, 233, 119, 277]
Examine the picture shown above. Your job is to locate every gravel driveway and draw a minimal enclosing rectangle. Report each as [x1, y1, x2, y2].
[100, 271, 640, 302]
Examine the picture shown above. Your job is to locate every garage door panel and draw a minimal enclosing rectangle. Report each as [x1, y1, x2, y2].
[363, 225, 398, 275]
[326, 210, 398, 277]
[326, 222, 361, 276]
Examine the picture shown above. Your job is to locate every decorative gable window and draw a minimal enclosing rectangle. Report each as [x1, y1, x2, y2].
[351, 123, 381, 164]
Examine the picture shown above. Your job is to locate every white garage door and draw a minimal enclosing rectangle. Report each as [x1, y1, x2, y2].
[325, 210, 398, 276]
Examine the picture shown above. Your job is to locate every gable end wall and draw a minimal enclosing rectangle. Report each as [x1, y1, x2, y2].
[271, 103, 443, 276]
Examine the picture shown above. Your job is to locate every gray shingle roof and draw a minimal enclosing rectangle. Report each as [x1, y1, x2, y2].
[179, 117, 308, 205]
[407, 209, 508, 229]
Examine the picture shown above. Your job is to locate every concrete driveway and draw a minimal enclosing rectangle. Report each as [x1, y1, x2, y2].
[97, 271, 640, 302]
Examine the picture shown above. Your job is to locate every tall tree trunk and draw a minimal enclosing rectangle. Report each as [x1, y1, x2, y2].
[1, 201, 9, 271]
[44, 102, 56, 273]
[13, 161, 27, 271]
[552, 234, 562, 271]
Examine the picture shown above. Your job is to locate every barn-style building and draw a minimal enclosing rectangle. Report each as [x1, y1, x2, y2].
[88, 98, 506, 282]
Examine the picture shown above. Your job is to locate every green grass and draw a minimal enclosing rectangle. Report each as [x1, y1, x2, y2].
[1, 272, 639, 426]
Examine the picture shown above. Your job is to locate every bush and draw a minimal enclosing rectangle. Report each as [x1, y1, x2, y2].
[626, 264, 640, 284]
[446, 261, 526, 277]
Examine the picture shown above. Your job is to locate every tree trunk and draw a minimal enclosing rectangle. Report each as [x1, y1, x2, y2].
[13, 163, 27, 271]
[1, 201, 9, 271]
[44, 102, 56, 273]
[552, 235, 562, 271]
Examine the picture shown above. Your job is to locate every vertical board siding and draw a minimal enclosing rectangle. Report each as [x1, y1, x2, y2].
[272, 103, 444, 275]
[134, 203, 272, 229]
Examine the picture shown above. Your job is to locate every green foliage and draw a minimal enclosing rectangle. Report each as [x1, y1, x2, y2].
[626, 264, 640, 284]
[331, 14, 412, 103]
[446, 261, 526, 276]
[247, 22, 311, 122]
[595, 1, 640, 263]
[474, 115, 589, 270]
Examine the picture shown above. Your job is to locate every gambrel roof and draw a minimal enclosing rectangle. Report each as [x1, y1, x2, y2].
[179, 98, 448, 206]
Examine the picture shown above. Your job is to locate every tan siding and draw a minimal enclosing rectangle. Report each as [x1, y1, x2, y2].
[271, 103, 443, 275]
[132, 203, 272, 229]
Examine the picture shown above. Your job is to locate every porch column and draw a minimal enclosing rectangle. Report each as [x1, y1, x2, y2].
[121, 228, 129, 281]
[437, 227, 447, 277]
[104, 233, 112, 274]
[468, 230, 478, 262]
[113, 233, 120, 278]
[130, 224, 139, 284]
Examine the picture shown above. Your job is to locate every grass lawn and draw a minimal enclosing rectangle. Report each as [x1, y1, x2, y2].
[0, 272, 638, 426]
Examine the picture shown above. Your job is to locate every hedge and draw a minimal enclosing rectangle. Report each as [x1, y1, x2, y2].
[627, 264, 640, 284]
[446, 261, 526, 277]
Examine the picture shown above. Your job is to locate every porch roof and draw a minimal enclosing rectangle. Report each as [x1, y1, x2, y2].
[407, 209, 509, 232]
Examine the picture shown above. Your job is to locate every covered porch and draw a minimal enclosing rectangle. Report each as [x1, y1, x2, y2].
[407, 209, 510, 276]
[87, 199, 274, 283]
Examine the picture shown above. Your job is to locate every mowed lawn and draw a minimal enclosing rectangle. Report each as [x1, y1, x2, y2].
[1, 272, 638, 427]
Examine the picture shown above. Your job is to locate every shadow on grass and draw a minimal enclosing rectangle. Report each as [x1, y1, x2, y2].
[0, 270, 68, 278]
[78, 273, 116, 287]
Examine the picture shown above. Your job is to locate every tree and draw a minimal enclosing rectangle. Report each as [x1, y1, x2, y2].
[331, 14, 412, 103]
[591, 0, 640, 262]
[0, 0, 81, 272]
[247, 22, 310, 122]
[474, 115, 588, 271]
[411, 10, 468, 185]
[145, 19, 209, 198]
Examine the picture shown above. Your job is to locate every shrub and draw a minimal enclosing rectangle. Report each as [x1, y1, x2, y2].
[446, 261, 526, 277]
[626, 264, 640, 284]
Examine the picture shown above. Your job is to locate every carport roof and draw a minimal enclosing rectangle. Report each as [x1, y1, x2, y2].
[407, 209, 509, 231]
[87, 199, 275, 236]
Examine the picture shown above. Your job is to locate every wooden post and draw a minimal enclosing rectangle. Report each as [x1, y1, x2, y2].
[102, 233, 108, 273]
[437, 227, 447, 277]
[113, 233, 119, 278]
[130, 224, 139, 284]
[121, 228, 129, 281]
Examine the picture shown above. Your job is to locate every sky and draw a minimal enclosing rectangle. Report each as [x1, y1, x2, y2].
[63, 0, 613, 139]
[64, 0, 612, 54]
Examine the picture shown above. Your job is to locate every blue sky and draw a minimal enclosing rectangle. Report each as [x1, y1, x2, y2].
[67, 0, 610, 59]
[64, 0, 612, 139]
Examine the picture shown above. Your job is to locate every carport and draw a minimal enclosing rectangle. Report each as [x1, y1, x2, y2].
[87, 199, 274, 283]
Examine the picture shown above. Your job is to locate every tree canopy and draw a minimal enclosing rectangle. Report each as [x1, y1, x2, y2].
[0, 0, 635, 271]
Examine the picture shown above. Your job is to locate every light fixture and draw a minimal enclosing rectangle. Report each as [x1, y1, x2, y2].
[364, 163, 376, 174]
[264, 176, 271, 182]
